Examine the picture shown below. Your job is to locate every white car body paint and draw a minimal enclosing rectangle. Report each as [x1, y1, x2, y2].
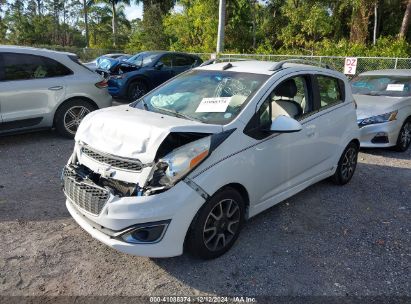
[352, 69, 411, 148]
[64, 61, 360, 257]
[355, 95, 411, 147]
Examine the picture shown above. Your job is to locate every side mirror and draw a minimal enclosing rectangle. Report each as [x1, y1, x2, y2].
[154, 62, 164, 70]
[269, 115, 302, 133]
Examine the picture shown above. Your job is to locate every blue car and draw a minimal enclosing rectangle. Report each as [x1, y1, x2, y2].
[96, 51, 203, 101]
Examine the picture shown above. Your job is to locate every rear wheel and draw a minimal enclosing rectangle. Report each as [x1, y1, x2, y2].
[127, 80, 148, 102]
[54, 99, 96, 138]
[187, 187, 245, 259]
[332, 142, 359, 185]
[394, 119, 411, 152]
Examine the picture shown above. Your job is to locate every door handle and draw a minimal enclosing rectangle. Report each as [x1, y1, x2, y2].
[306, 124, 316, 137]
[48, 86, 63, 91]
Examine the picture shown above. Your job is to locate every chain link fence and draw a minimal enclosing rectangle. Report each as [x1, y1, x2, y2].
[31, 46, 411, 75]
[215, 53, 411, 77]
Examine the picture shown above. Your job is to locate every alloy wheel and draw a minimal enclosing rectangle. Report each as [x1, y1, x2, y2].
[399, 122, 411, 149]
[203, 199, 241, 252]
[341, 147, 357, 182]
[64, 106, 90, 135]
[131, 83, 147, 100]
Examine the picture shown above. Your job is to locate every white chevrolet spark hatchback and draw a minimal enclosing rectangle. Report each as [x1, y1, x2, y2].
[63, 60, 360, 259]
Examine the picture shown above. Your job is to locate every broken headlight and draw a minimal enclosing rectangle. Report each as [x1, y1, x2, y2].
[148, 136, 211, 189]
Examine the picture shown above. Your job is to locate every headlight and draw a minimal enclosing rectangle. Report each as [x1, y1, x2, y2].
[148, 136, 212, 188]
[358, 110, 397, 127]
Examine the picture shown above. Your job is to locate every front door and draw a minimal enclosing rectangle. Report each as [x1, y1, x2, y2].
[150, 54, 174, 88]
[0, 52, 69, 131]
[245, 73, 327, 211]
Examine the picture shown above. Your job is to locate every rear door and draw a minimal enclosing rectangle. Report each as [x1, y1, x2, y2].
[172, 54, 195, 75]
[0, 52, 70, 131]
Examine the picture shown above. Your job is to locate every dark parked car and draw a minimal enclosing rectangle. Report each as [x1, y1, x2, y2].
[96, 51, 203, 101]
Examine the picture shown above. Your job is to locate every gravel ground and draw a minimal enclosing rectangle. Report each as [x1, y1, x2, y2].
[0, 129, 410, 298]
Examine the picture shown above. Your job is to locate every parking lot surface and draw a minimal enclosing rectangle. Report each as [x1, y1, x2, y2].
[0, 129, 410, 297]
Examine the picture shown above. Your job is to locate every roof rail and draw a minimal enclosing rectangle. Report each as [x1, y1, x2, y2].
[269, 59, 333, 71]
[199, 57, 248, 67]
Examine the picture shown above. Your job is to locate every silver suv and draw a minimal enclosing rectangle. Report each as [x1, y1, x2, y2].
[0, 46, 112, 138]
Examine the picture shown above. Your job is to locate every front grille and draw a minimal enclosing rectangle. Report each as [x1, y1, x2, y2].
[81, 146, 143, 172]
[63, 167, 109, 215]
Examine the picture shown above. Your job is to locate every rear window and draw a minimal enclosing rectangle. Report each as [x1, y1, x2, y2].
[69, 55, 95, 73]
[174, 55, 195, 67]
[1, 53, 72, 81]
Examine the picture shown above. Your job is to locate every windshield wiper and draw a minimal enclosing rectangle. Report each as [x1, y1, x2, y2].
[141, 98, 149, 110]
[154, 107, 202, 122]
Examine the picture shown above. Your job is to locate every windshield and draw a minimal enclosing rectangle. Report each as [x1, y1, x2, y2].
[126, 53, 159, 67]
[351, 75, 411, 97]
[131, 70, 269, 125]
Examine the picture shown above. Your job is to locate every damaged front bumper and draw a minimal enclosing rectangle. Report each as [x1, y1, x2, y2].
[62, 164, 206, 257]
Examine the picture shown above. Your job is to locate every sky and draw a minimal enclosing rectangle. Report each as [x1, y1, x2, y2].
[124, 3, 143, 21]
[124, 3, 184, 21]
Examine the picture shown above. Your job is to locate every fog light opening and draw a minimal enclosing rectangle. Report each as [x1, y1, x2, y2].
[120, 221, 170, 244]
[371, 132, 389, 144]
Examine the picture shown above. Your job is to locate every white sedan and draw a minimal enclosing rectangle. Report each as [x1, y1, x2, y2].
[352, 70, 411, 152]
[63, 60, 360, 259]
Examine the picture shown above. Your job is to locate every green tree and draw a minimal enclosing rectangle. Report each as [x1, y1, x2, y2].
[96, 0, 133, 47]
[162, 0, 218, 52]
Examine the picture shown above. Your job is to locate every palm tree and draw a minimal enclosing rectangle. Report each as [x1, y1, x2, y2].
[134, 0, 175, 15]
[96, 0, 130, 47]
[83, 0, 94, 47]
[400, 0, 411, 39]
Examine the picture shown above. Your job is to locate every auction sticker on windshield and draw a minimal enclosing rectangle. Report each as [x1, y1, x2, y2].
[386, 84, 404, 91]
[196, 97, 231, 112]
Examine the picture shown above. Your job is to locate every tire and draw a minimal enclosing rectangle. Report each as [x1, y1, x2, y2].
[54, 99, 96, 138]
[127, 80, 148, 102]
[394, 118, 411, 152]
[332, 142, 359, 185]
[186, 187, 246, 260]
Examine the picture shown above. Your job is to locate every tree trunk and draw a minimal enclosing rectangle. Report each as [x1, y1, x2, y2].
[399, 0, 411, 39]
[36, 0, 42, 15]
[373, 1, 378, 45]
[112, 1, 117, 47]
[83, 0, 89, 47]
[349, 2, 373, 44]
[250, 0, 256, 49]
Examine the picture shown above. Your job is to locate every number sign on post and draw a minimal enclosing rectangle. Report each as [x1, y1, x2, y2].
[344, 57, 358, 75]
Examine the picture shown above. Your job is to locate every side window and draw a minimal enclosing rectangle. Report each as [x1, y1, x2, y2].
[0, 54, 4, 81]
[174, 55, 194, 67]
[317, 75, 343, 108]
[269, 75, 312, 120]
[42, 57, 72, 77]
[1, 53, 71, 81]
[158, 54, 173, 68]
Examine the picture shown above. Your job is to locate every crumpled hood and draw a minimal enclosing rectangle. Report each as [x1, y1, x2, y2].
[354, 94, 406, 119]
[75, 105, 223, 164]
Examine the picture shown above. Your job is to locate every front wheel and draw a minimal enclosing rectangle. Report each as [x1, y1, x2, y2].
[186, 187, 245, 259]
[394, 119, 411, 152]
[332, 142, 359, 185]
